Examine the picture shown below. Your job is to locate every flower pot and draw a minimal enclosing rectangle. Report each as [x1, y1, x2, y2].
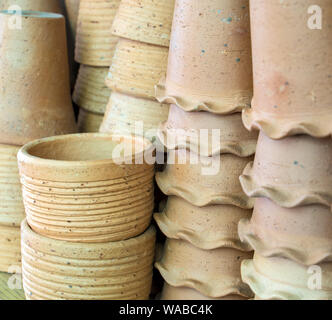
[75, 0, 120, 66]
[154, 196, 252, 250]
[77, 108, 104, 133]
[240, 132, 332, 208]
[64, 0, 80, 39]
[105, 39, 169, 100]
[0, 0, 61, 12]
[112, 0, 175, 47]
[21, 219, 156, 300]
[156, 0, 252, 114]
[0, 225, 21, 273]
[0, 11, 77, 145]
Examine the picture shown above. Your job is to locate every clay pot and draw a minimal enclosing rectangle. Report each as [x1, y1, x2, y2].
[0, 0, 62, 12]
[77, 108, 104, 133]
[75, 0, 120, 66]
[156, 0, 252, 114]
[64, 0, 80, 39]
[159, 104, 257, 157]
[243, 0, 332, 139]
[105, 39, 169, 100]
[73, 65, 110, 114]
[240, 132, 332, 208]
[17, 133, 155, 243]
[21, 219, 156, 300]
[155, 239, 253, 298]
[156, 149, 254, 208]
[0, 225, 21, 273]
[242, 253, 332, 300]
[154, 196, 252, 250]
[0, 11, 77, 145]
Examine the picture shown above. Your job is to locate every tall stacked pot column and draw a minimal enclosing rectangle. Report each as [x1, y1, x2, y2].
[239, 0, 332, 300]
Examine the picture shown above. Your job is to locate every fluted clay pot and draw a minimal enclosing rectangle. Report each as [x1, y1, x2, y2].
[0, 225, 21, 273]
[77, 108, 104, 133]
[242, 253, 332, 300]
[73, 65, 110, 114]
[159, 104, 257, 157]
[155, 239, 253, 298]
[21, 220, 156, 300]
[0, 11, 77, 145]
[0, 0, 61, 12]
[243, 0, 332, 139]
[240, 132, 332, 208]
[75, 0, 120, 66]
[106, 39, 169, 100]
[64, 0, 80, 39]
[17, 134, 155, 243]
[154, 196, 252, 251]
[156, 0, 252, 114]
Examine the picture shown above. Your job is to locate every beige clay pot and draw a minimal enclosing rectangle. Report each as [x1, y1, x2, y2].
[242, 0, 332, 139]
[0, 11, 77, 145]
[77, 108, 104, 133]
[0, 225, 21, 273]
[64, 0, 80, 39]
[240, 132, 332, 208]
[0, 0, 62, 12]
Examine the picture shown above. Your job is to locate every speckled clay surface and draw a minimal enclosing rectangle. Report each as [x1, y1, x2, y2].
[0, 0, 62, 12]
[77, 108, 104, 133]
[0, 225, 21, 273]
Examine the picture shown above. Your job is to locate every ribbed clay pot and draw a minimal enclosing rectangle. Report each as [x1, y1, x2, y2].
[21, 219, 156, 300]
[154, 196, 252, 251]
[112, 0, 175, 47]
[239, 198, 332, 266]
[77, 108, 104, 133]
[106, 39, 169, 100]
[0, 225, 21, 273]
[242, 253, 332, 300]
[0, 11, 77, 145]
[17, 134, 155, 243]
[75, 0, 120, 66]
[159, 104, 257, 157]
[156, 0, 252, 114]
[73, 65, 110, 114]
[0, 0, 61, 12]
[155, 239, 253, 298]
[64, 0, 80, 39]
[240, 132, 332, 208]
[242, 0, 332, 139]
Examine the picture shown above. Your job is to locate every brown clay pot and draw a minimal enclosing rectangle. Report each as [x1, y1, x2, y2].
[0, 225, 21, 273]
[0, 0, 62, 12]
[64, 0, 80, 39]
[0, 11, 77, 145]
[21, 219, 156, 300]
[77, 108, 104, 133]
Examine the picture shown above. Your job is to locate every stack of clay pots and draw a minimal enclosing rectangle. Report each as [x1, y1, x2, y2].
[154, 0, 258, 300]
[73, 0, 121, 132]
[239, 0, 332, 300]
[99, 0, 174, 143]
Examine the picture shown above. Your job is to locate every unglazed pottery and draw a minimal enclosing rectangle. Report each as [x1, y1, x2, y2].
[156, 0, 252, 114]
[0, 0, 61, 12]
[77, 108, 104, 133]
[239, 198, 332, 266]
[154, 196, 252, 250]
[75, 0, 120, 66]
[0, 225, 21, 273]
[73, 65, 110, 114]
[64, 0, 80, 39]
[0, 11, 77, 145]
[155, 239, 253, 298]
[21, 220, 156, 300]
[17, 134, 155, 243]
[106, 39, 169, 100]
[240, 132, 332, 208]
[242, 253, 332, 300]
[158, 104, 257, 157]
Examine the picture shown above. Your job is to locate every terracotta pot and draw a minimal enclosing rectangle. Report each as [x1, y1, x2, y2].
[105, 39, 169, 100]
[77, 108, 104, 133]
[243, 0, 332, 139]
[21, 219, 156, 300]
[159, 104, 257, 157]
[17, 133, 155, 242]
[0, 11, 77, 145]
[240, 132, 332, 208]
[0, 225, 21, 273]
[0, 0, 62, 12]
[156, 0, 252, 114]
[242, 253, 332, 300]
[154, 196, 252, 251]
[64, 0, 80, 39]
[155, 239, 253, 298]
[156, 149, 254, 208]
[73, 65, 110, 114]
[75, 0, 120, 66]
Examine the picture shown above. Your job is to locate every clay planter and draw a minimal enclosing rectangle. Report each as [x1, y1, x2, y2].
[156, 149, 254, 208]
[77, 108, 104, 133]
[17, 133, 155, 243]
[0, 11, 77, 145]
[156, 0, 252, 114]
[64, 0, 80, 39]
[21, 220, 156, 300]
[159, 104, 257, 157]
[243, 0, 332, 139]
[154, 196, 252, 251]
[240, 132, 332, 208]
[0, 225, 21, 273]
[242, 253, 332, 300]
[0, 0, 61, 12]
[75, 0, 120, 66]
[73, 65, 110, 114]
[155, 239, 253, 298]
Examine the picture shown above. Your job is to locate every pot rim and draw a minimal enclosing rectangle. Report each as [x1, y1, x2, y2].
[0, 10, 63, 19]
